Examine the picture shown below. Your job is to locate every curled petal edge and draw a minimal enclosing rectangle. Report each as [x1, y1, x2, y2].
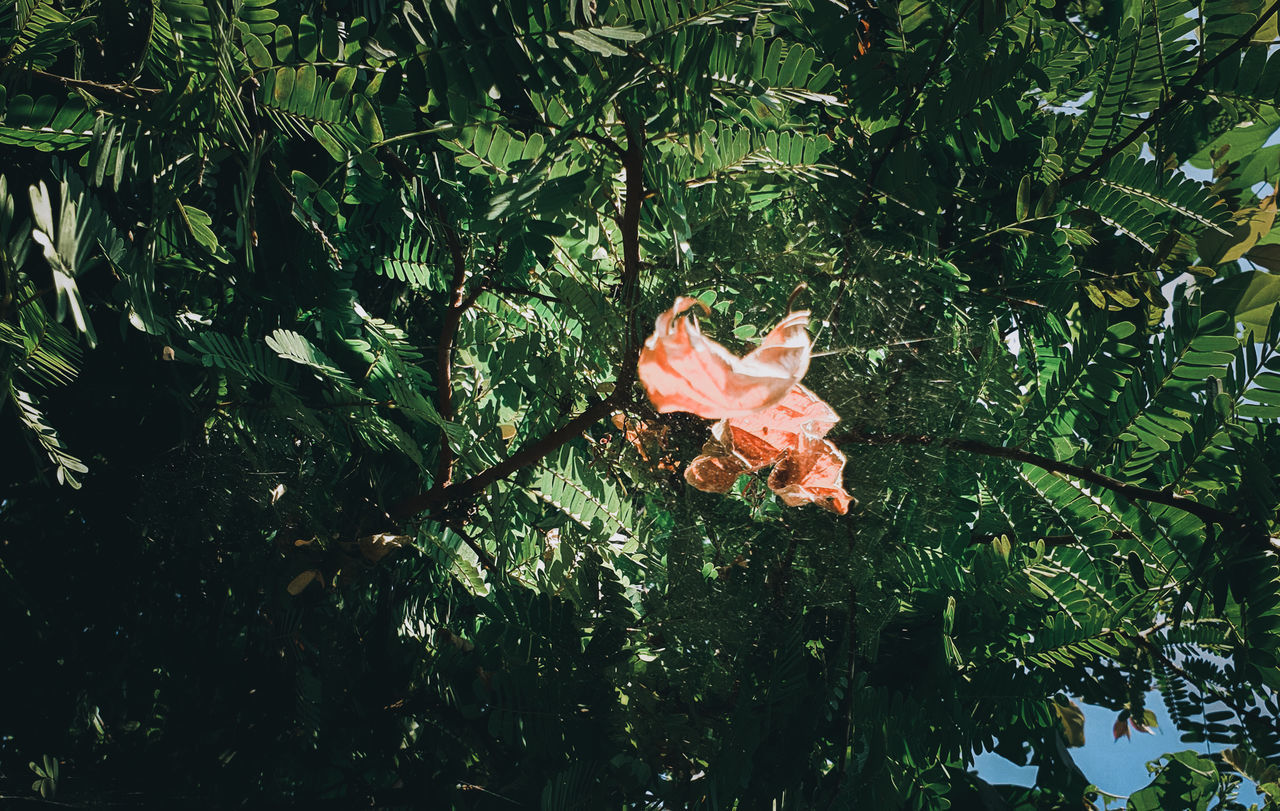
[638, 297, 811, 419]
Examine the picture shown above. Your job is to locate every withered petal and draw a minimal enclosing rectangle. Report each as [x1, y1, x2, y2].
[767, 433, 852, 515]
[685, 452, 749, 494]
[697, 383, 839, 472]
[638, 297, 811, 419]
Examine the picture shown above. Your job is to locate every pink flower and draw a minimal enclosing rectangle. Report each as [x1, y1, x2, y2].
[767, 432, 851, 515]
[639, 296, 852, 514]
[637, 297, 811, 419]
[683, 384, 852, 515]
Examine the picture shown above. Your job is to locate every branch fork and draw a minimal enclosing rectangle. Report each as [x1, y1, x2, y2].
[390, 120, 646, 520]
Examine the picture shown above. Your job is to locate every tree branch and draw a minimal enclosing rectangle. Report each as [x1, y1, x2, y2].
[389, 122, 643, 519]
[834, 585, 857, 789]
[1060, 1, 1280, 187]
[29, 69, 161, 100]
[488, 283, 562, 305]
[5, 284, 56, 317]
[457, 528, 500, 574]
[833, 429, 1245, 530]
[421, 187, 476, 491]
[969, 532, 1089, 547]
[508, 109, 626, 158]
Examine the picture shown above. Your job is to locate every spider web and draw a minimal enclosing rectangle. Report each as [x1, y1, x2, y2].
[624, 201, 1014, 665]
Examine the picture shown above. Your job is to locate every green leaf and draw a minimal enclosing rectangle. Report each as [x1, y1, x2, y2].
[10, 386, 87, 487]
[265, 329, 355, 386]
[533, 446, 633, 536]
[1252, 14, 1279, 44]
[175, 201, 226, 261]
[1245, 243, 1280, 271]
[1128, 751, 1219, 811]
[1053, 699, 1086, 747]
[1204, 270, 1280, 334]
[1198, 197, 1277, 266]
[27, 168, 109, 347]
[589, 25, 646, 42]
[1036, 180, 1060, 218]
[1016, 174, 1032, 221]
[558, 29, 627, 57]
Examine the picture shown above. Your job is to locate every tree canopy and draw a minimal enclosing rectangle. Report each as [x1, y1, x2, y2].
[3, 0, 1280, 807]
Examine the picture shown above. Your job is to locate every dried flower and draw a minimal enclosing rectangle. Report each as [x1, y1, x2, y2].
[638, 297, 811, 419]
[641, 297, 851, 514]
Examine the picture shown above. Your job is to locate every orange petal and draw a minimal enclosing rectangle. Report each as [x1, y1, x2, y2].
[717, 420, 784, 471]
[728, 383, 838, 450]
[1113, 715, 1131, 741]
[698, 384, 836, 473]
[704, 417, 779, 472]
[767, 433, 852, 515]
[612, 412, 670, 462]
[732, 384, 839, 439]
[638, 297, 811, 419]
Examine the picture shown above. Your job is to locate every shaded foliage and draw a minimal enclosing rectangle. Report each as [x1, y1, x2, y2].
[3, 0, 1280, 808]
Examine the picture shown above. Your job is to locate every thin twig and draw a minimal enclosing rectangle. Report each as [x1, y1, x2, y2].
[820, 3, 975, 343]
[854, 0, 977, 219]
[1127, 632, 1255, 721]
[389, 115, 646, 519]
[271, 175, 341, 263]
[833, 429, 1247, 532]
[502, 108, 626, 158]
[8, 284, 56, 315]
[488, 283, 562, 305]
[30, 69, 161, 98]
[969, 532, 1084, 547]
[1060, 1, 1280, 187]
[459, 530, 500, 574]
[834, 585, 857, 789]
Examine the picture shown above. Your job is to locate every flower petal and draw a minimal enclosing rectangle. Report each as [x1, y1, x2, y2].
[766, 433, 853, 514]
[696, 383, 839, 473]
[1113, 715, 1131, 741]
[638, 297, 811, 419]
[684, 438, 749, 493]
[727, 383, 838, 444]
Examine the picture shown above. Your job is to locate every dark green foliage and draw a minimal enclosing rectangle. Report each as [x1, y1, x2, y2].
[3, 0, 1280, 808]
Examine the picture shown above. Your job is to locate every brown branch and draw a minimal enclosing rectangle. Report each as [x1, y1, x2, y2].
[6, 284, 56, 316]
[389, 120, 642, 520]
[524, 113, 626, 158]
[28, 69, 161, 99]
[423, 187, 472, 490]
[458, 530, 500, 575]
[969, 532, 1086, 547]
[271, 175, 342, 263]
[483, 99, 627, 158]
[833, 429, 1245, 530]
[834, 585, 857, 787]
[488, 284, 562, 305]
[312, 399, 396, 410]
[1060, 0, 1280, 187]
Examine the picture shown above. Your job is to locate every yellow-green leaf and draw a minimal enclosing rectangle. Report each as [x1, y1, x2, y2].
[1054, 699, 1086, 747]
[286, 569, 320, 595]
[1204, 270, 1280, 335]
[1253, 14, 1279, 44]
[1197, 195, 1277, 266]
